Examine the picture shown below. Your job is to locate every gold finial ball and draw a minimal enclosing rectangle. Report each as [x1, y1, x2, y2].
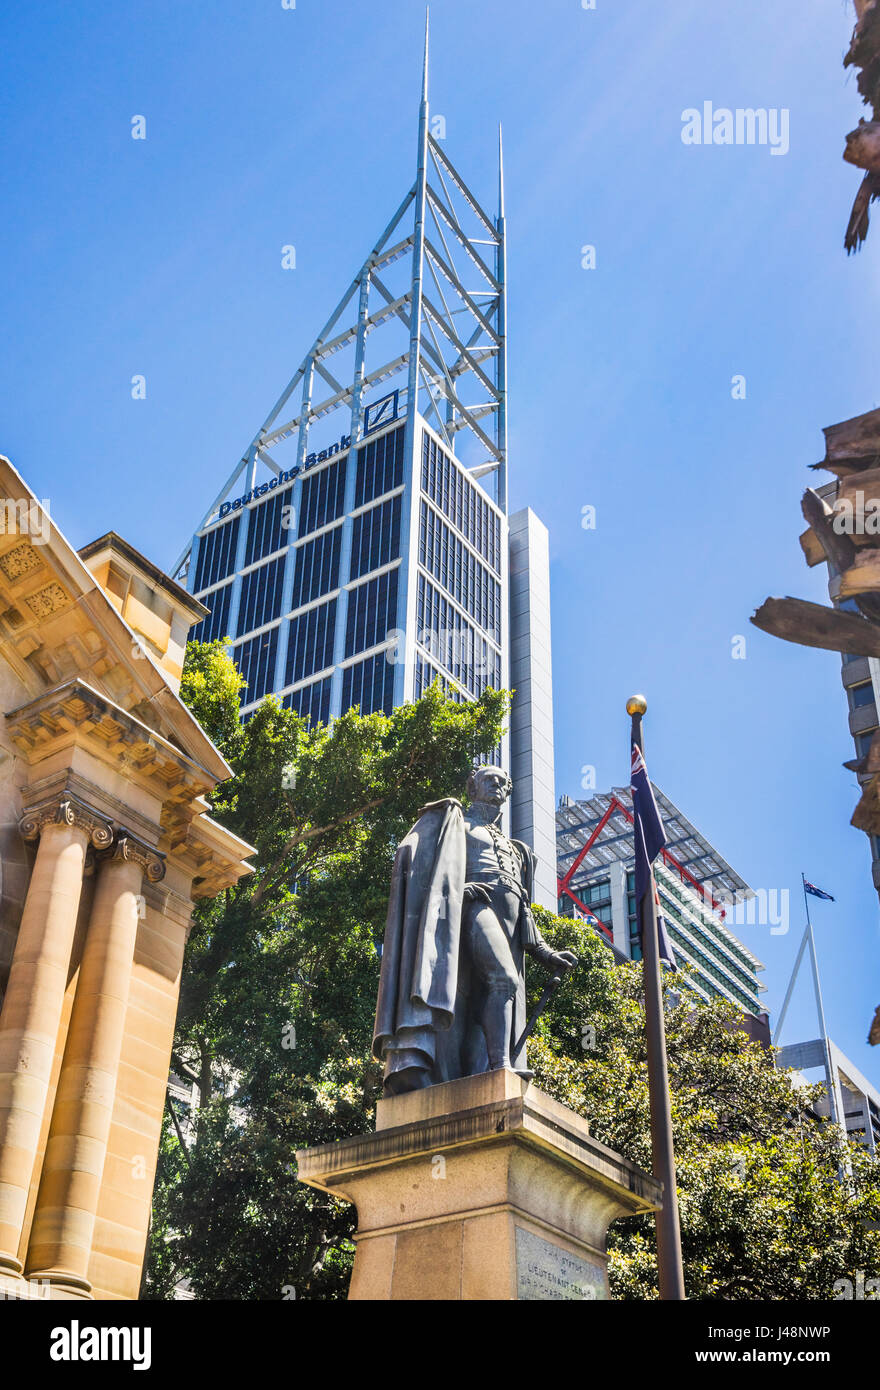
[626, 694, 647, 717]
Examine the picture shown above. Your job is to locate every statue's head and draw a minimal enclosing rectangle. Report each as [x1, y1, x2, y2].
[466, 764, 513, 808]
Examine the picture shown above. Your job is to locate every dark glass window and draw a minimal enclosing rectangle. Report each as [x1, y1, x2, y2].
[856, 729, 878, 758]
[284, 598, 337, 686]
[421, 433, 501, 574]
[292, 526, 342, 609]
[350, 495, 401, 580]
[235, 626, 279, 706]
[283, 677, 332, 727]
[413, 654, 467, 704]
[193, 516, 240, 592]
[355, 425, 405, 508]
[298, 456, 347, 538]
[416, 574, 501, 696]
[419, 500, 501, 641]
[345, 568, 399, 659]
[341, 651, 395, 716]
[850, 681, 876, 709]
[245, 487, 294, 566]
[237, 556, 286, 637]
[190, 583, 233, 645]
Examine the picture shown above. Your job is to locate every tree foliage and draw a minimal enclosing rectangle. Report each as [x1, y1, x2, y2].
[146, 639, 880, 1301]
[145, 639, 507, 1300]
[526, 911, 880, 1300]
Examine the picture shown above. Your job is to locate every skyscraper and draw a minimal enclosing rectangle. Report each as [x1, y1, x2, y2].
[556, 786, 768, 1039]
[173, 18, 558, 907]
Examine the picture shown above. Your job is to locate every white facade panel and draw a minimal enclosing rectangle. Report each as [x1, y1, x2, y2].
[508, 507, 557, 909]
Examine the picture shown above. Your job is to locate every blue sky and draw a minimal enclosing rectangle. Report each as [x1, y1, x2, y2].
[2, 0, 879, 1082]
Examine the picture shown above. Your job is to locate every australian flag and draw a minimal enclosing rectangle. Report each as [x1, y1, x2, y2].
[804, 881, 834, 902]
[577, 906, 604, 931]
[631, 743, 676, 968]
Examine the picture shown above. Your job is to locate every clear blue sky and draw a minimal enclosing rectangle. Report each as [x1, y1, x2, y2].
[2, 0, 879, 1082]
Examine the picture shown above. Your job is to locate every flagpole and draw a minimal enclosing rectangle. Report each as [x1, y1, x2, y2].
[772, 924, 810, 1046]
[627, 695, 685, 1301]
[802, 872, 838, 1127]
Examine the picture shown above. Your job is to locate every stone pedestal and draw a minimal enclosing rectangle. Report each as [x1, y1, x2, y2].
[296, 1070, 661, 1301]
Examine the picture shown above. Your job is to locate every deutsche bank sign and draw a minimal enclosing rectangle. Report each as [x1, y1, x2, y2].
[217, 434, 351, 519]
[215, 388, 401, 522]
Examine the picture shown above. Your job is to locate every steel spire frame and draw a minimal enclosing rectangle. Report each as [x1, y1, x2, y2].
[172, 10, 507, 580]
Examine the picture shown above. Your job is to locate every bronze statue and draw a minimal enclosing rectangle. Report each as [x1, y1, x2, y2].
[373, 765, 577, 1096]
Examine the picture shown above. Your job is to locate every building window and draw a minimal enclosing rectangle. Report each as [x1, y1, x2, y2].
[292, 526, 342, 609]
[849, 681, 876, 710]
[627, 890, 641, 961]
[237, 556, 286, 637]
[413, 654, 468, 703]
[342, 651, 395, 716]
[283, 676, 332, 727]
[245, 488, 293, 566]
[191, 583, 232, 644]
[421, 432, 501, 574]
[298, 456, 348, 538]
[419, 500, 501, 641]
[235, 627, 279, 706]
[285, 598, 337, 686]
[193, 516, 240, 593]
[355, 425, 405, 508]
[856, 729, 878, 759]
[350, 495, 401, 580]
[416, 574, 501, 697]
[345, 568, 399, 659]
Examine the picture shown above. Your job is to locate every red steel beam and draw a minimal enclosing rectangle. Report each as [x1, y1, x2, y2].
[557, 793, 728, 921]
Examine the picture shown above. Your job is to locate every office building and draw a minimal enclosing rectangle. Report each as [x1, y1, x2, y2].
[778, 1038, 880, 1153]
[556, 786, 768, 1037]
[174, 24, 557, 905]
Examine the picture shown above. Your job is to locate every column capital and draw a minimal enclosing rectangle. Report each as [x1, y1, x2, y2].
[102, 831, 166, 884]
[19, 796, 114, 850]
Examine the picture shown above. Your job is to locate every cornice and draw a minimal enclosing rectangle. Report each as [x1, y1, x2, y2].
[6, 680, 216, 814]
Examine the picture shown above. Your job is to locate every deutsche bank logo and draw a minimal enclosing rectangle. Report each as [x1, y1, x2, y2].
[364, 389, 399, 435]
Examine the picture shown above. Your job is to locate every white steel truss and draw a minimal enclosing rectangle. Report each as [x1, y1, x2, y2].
[172, 13, 507, 581]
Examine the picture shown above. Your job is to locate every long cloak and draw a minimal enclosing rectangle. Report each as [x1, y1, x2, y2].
[373, 801, 544, 1088]
[372, 799, 466, 1086]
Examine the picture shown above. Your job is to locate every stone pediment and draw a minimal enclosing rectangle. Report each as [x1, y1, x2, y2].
[0, 455, 229, 783]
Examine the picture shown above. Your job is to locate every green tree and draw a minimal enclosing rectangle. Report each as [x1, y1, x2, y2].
[145, 639, 507, 1300]
[525, 909, 880, 1300]
[149, 641, 880, 1302]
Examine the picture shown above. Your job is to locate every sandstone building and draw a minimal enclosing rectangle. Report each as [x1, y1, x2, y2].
[0, 456, 254, 1300]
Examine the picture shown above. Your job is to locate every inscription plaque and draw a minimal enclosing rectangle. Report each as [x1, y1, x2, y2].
[515, 1227, 606, 1301]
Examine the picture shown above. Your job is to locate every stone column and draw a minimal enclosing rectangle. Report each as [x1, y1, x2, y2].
[25, 833, 165, 1296]
[0, 798, 112, 1278]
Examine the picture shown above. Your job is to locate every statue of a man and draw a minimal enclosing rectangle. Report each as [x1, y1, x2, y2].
[372, 765, 577, 1097]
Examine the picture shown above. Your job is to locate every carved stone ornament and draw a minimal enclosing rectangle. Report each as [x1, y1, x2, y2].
[19, 796, 114, 850]
[109, 833, 166, 884]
